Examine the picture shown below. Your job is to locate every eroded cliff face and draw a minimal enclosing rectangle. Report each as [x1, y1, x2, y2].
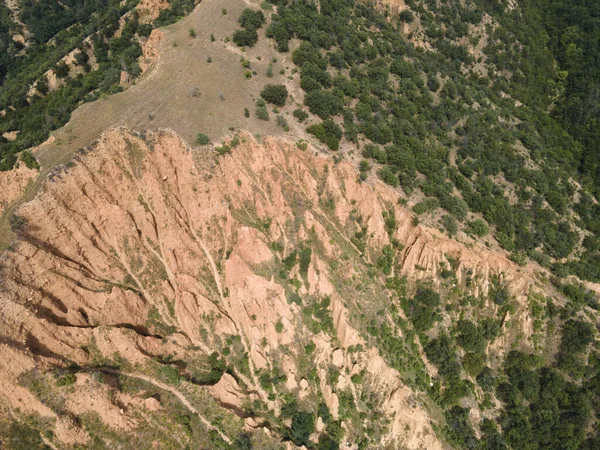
[0, 129, 539, 448]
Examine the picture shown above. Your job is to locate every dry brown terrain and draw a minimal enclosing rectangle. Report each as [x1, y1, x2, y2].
[0, 126, 544, 447]
[0, 1, 559, 447]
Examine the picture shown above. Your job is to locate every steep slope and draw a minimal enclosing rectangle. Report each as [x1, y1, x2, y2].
[1, 1, 599, 449]
[0, 127, 550, 448]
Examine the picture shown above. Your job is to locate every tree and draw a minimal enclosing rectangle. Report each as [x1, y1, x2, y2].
[20, 150, 39, 170]
[442, 215, 459, 236]
[440, 195, 468, 221]
[293, 108, 308, 122]
[260, 84, 288, 106]
[307, 120, 343, 150]
[304, 90, 344, 119]
[35, 76, 49, 95]
[287, 411, 315, 447]
[292, 41, 328, 69]
[238, 9, 265, 30]
[467, 219, 489, 237]
[399, 10, 414, 24]
[377, 166, 399, 187]
[233, 29, 258, 47]
[54, 61, 69, 79]
[408, 286, 441, 332]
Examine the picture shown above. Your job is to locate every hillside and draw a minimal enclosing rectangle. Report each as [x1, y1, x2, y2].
[0, 127, 574, 449]
[0, 0, 599, 449]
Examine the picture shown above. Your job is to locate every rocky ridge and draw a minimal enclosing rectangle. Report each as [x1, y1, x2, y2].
[0, 128, 545, 448]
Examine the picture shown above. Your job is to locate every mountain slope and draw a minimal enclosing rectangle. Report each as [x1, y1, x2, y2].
[0, 0, 599, 449]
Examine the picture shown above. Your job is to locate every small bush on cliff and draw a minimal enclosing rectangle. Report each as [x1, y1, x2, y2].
[195, 133, 210, 145]
[20, 150, 39, 170]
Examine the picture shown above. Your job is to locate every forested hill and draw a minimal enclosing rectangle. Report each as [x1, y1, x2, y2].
[1, 1, 600, 450]
[0, 0, 197, 169]
[478, 0, 600, 281]
[0, 1, 598, 280]
[530, 0, 600, 193]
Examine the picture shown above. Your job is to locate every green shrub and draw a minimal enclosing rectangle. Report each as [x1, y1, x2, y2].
[276, 115, 289, 129]
[160, 365, 181, 384]
[293, 108, 309, 122]
[407, 286, 441, 332]
[439, 195, 468, 221]
[351, 370, 365, 384]
[362, 144, 387, 164]
[287, 410, 315, 447]
[509, 252, 528, 266]
[413, 198, 440, 215]
[55, 61, 70, 79]
[233, 29, 258, 47]
[377, 245, 395, 275]
[307, 120, 343, 150]
[377, 166, 399, 187]
[304, 89, 344, 119]
[399, 10, 415, 23]
[442, 215, 458, 236]
[260, 84, 288, 106]
[238, 8, 266, 30]
[20, 150, 39, 170]
[467, 219, 489, 237]
[299, 247, 312, 276]
[195, 133, 210, 145]
[256, 98, 270, 120]
[56, 372, 77, 386]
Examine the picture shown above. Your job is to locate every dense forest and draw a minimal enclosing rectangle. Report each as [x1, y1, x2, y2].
[256, 0, 600, 284]
[254, 0, 600, 448]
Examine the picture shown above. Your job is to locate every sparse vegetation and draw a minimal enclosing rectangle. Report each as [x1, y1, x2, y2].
[3, 2, 600, 450]
[0, 0, 200, 170]
[255, 98, 270, 121]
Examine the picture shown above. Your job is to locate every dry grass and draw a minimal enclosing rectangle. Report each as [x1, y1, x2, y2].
[0, 0, 310, 249]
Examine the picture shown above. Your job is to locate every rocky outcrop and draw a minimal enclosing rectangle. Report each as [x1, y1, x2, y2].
[0, 128, 540, 448]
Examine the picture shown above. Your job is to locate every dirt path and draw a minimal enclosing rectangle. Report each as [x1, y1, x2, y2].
[87, 367, 232, 444]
